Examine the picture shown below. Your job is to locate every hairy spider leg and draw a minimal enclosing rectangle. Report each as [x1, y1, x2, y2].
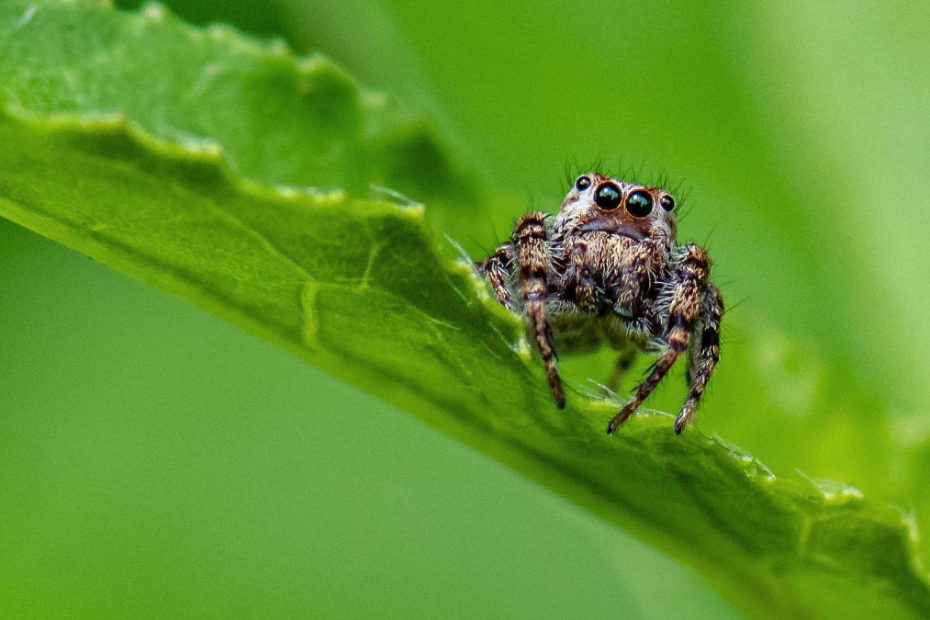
[515, 212, 565, 409]
[677, 283, 723, 433]
[605, 345, 639, 393]
[477, 245, 515, 310]
[607, 244, 709, 434]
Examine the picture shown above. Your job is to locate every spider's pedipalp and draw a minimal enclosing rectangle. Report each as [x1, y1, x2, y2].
[476, 245, 515, 310]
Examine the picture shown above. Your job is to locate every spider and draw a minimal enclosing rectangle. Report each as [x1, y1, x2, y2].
[476, 172, 723, 434]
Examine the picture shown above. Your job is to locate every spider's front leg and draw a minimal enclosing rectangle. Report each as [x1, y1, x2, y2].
[514, 212, 565, 408]
[607, 244, 709, 434]
[677, 283, 723, 433]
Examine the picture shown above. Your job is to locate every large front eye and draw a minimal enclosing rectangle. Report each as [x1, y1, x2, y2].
[626, 190, 653, 217]
[575, 175, 592, 191]
[594, 183, 622, 210]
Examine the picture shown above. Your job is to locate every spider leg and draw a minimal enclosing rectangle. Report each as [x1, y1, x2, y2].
[606, 330, 689, 434]
[476, 244, 515, 310]
[607, 244, 708, 434]
[605, 340, 638, 392]
[515, 212, 564, 408]
[676, 283, 723, 433]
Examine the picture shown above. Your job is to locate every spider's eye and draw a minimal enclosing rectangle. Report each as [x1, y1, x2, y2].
[626, 190, 653, 217]
[575, 176, 592, 191]
[594, 183, 622, 210]
[660, 194, 675, 211]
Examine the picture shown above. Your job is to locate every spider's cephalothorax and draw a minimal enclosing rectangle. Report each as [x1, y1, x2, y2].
[476, 172, 723, 434]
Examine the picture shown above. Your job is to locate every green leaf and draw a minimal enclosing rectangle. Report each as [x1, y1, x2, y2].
[1, 2, 928, 617]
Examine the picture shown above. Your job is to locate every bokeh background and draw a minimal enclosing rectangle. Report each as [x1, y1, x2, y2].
[3, 1, 930, 617]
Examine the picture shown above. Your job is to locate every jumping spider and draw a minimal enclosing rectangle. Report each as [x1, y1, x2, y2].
[476, 172, 723, 434]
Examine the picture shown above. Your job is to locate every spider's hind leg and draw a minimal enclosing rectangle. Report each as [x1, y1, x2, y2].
[476, 244, 515, 310]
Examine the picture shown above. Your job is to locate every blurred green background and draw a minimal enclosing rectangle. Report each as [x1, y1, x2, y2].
[3, 1, 930, 617]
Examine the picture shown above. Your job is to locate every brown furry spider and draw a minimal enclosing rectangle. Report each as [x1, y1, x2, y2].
[476, 172, 723, 434]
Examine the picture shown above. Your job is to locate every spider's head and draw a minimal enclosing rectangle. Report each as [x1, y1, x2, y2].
[557, 172, 677, 243]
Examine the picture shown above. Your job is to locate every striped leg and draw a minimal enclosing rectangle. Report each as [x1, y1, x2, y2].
[676, 284, 723, 433]
[606, 326, 689, 434]
[605, 342, 638, 392]
[607, 244, 708, 434]
[476, 245, 514, 310]
[515, 212, 564, 409]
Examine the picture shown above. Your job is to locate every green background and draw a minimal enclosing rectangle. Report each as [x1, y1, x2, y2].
[3, 1, 930, 617]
